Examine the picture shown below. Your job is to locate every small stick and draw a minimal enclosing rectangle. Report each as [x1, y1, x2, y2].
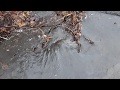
[0, 36, 9, 40]
[82, 35, 94, 45]
[38, 28, 52, 48]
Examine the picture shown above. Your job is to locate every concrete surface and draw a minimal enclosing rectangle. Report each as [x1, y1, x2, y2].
[100, 11, 120, 16]
[0, 11, 120, 79]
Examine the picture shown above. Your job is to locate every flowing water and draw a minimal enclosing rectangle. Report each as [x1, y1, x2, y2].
[1, 11, 120, 79]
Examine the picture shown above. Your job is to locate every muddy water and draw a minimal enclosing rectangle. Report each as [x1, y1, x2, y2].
[1, 11, 120, 79]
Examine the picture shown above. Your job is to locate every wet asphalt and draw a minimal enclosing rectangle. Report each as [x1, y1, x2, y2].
[0, 11, 120, 79]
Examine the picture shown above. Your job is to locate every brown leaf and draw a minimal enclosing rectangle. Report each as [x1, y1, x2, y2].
[22, 11, 30, 18]
[15, 17, 27, 27]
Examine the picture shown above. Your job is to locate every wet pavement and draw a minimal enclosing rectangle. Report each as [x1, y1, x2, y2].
[1, 11, 120, 79]
[100, 11, 120, 16]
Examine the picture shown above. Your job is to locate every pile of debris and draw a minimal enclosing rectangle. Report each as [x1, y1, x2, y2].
[0, 11, 94, 52]
[0, 11, 31, 41]
[33, 11, 94, 52]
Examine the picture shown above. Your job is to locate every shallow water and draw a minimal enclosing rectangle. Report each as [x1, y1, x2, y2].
[1, 11, 120, 79]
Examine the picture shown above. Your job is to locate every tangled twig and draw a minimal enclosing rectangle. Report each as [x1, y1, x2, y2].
[38, 28, 52, 48]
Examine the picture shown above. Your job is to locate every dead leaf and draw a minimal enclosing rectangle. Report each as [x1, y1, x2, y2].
[15, 17, 27, 27]
[22, 11, 30, 18]
[0, 27, 7, 32]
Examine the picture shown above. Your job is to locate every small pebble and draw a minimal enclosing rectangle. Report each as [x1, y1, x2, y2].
[38, 35, 41, 38]
[6, 49, 10, 51]
[16, 29, 23, 32]
[29, 38, 32, 41]
[91, 14, 94, 16]
[114, 22, 117, 24]
[54, 74, 57, 76]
